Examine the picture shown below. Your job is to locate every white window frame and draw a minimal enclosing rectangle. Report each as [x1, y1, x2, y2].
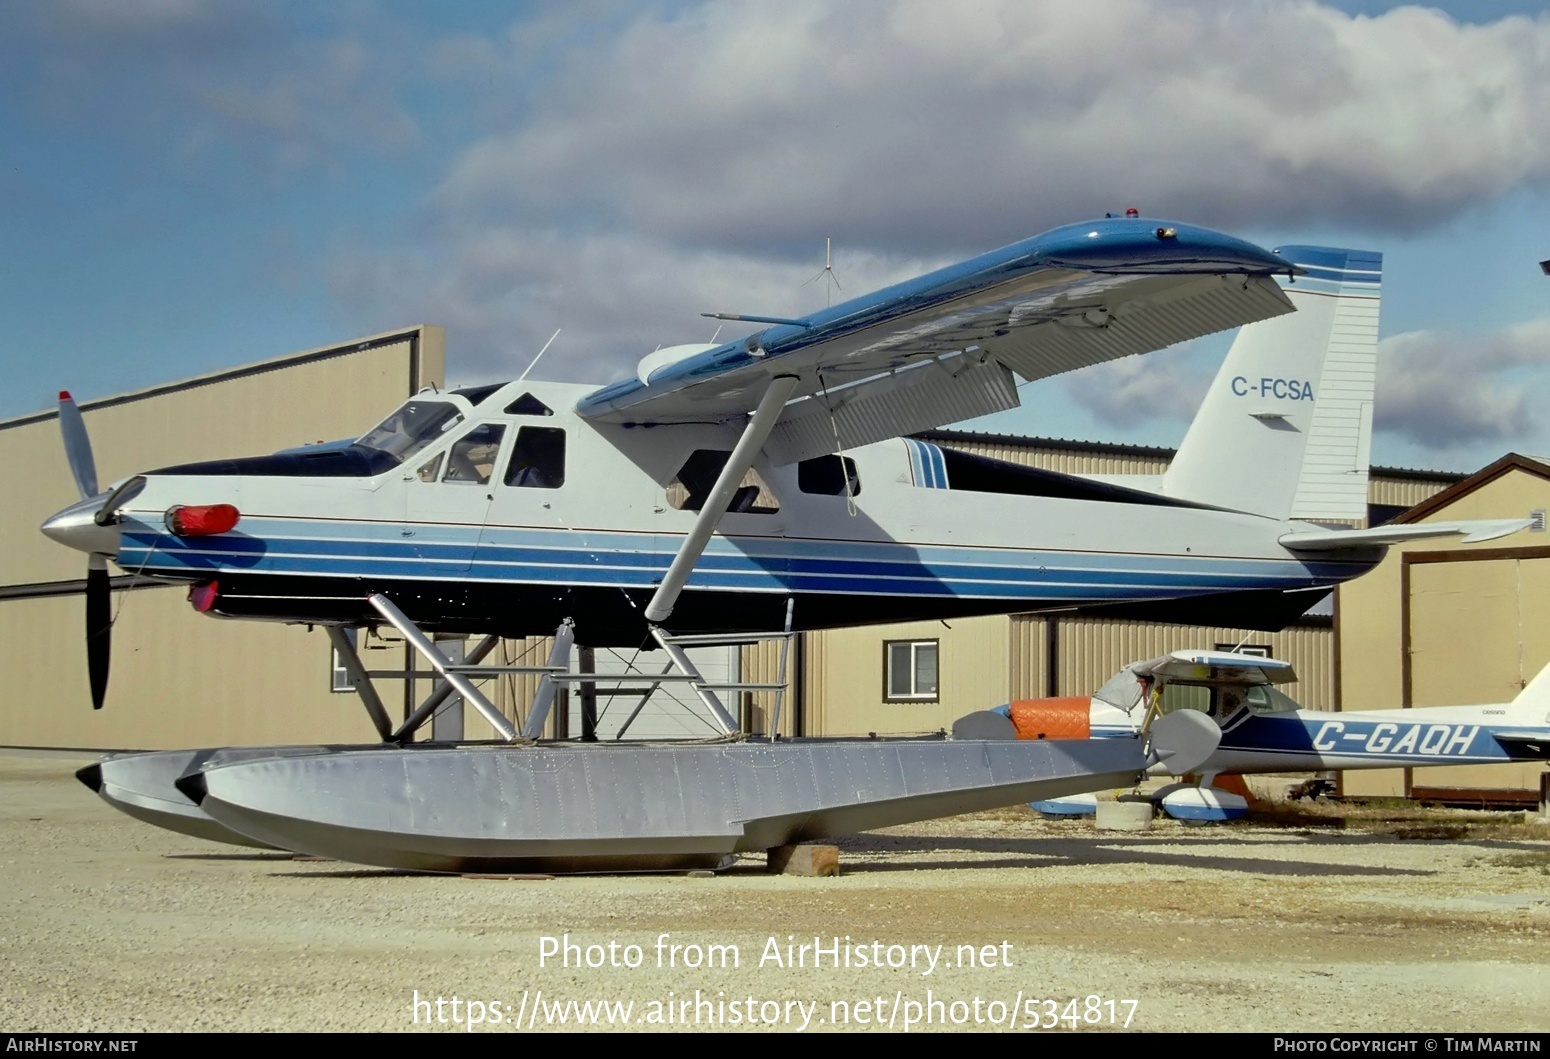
[884, 639, 939, 702]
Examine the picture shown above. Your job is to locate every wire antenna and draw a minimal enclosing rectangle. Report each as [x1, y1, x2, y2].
[801, 237, 843, 307]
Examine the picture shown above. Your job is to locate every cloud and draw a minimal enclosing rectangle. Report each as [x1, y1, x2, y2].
[1375, 317, 1550, 450]
[432, 0, 1550, 255]
[327, 226, 938, 386]
[1061, 342, 1217, 426]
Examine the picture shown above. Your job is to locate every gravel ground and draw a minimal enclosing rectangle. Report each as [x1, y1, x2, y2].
[3, 749, 1549, 1034]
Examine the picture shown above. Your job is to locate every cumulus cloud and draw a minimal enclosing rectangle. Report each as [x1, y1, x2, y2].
[1061, 342, 1217, 427]
[328, 226, 939, 386]
[432, 0, 1550, 255]
[1375, 317, 1550, 450]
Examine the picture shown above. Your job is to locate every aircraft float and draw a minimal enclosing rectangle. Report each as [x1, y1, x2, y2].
[43, 213, 1529, 871]
[1002, 649, 1550, 822]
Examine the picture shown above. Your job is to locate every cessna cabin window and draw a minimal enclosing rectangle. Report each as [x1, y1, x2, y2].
[797, 455, 861, 497]
[416, 453, 443, 482]
[667, 450, 779, 514]
[504, 427, 566, 489]
[357, 400, 464, 464]
[443, 423, 506, 485]
[1244, 683, 1302, 715]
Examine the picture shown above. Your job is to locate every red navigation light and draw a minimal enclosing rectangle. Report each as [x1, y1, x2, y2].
[1124, 207, 1139, 218]
[166, 504, 241, 537]
[189, 581, 219, 613]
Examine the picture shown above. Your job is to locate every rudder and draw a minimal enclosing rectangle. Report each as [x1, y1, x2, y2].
[1163, 247, 1381, 521]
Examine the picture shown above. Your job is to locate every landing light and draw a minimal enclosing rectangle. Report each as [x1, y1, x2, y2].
[165, 504, 240, 537]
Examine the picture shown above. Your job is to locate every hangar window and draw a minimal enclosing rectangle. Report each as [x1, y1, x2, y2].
[504, 427, 566, 489]
[443, 423, 506, 485]
[885, 640, 938, 702]
[666, 450, 779, 514]
[798, 454, 861, 497]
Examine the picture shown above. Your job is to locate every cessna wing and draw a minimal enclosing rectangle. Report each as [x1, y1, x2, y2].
[576, 216, 1297, 464]
[1128, 649, 1299, 688]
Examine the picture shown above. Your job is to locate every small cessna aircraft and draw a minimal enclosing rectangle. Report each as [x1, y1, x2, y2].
[43, 214, 1530, 870]
[999, 649, 1550, 821]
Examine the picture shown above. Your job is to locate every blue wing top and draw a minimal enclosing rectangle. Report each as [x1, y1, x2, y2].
[576, 216, 1298, 463]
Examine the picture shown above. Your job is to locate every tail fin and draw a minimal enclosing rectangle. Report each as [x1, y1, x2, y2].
[1163, 247, 1381, 521]
[1508, 658, 1550, 723]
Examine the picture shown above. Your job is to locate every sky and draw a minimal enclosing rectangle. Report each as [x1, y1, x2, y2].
[3, 0, 1549, 474]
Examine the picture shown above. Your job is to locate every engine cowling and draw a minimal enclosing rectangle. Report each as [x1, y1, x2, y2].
[1008, 697, 1091, 740]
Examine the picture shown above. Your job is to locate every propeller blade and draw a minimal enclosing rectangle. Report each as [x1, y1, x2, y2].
[58, 391, 99, 500]
[86, 556, 111, 710]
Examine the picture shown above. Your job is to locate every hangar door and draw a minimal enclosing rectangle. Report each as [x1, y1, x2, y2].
[1406, 552, 1550, 797]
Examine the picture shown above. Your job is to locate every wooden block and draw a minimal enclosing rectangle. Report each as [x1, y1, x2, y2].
[766, 843, 840, 877]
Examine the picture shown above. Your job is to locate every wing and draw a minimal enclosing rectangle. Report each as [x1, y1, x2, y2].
[576, 216, 1297, 463]
[1132, 650, 1299, 686]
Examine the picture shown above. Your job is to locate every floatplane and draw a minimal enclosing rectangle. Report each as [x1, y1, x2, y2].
[44, 214, 1527, 871]
[999, 649, 1550, 822]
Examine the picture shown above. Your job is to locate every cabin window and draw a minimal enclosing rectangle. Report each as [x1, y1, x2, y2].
[443, 423, 506, 485]
[666, 450, 779, 514]
[452, 383, 505, 406]
[504, 392, 554, 416]
[415, 453, 443, 482]
[504, 427, 566, 489]
[884, 640, 938, 702]
[797, 454, 861, 497]
[1244, 684, 1302, 715]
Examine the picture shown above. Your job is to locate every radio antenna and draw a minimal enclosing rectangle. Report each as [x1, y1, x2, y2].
[518, 328, 562, 382]
[800, 237, 843, 307]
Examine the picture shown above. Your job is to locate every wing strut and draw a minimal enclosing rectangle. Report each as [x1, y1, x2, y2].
[369, 594, 519, 741]
[644, 374, 799, 624]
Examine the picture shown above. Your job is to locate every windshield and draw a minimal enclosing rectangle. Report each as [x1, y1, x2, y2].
[356, 400, 465, 463]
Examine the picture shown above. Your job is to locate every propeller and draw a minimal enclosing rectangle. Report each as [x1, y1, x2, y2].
[55, 392, 114, 709]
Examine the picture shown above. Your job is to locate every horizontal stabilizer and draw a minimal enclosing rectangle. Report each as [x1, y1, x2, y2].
[1279, 518, 1532, 551]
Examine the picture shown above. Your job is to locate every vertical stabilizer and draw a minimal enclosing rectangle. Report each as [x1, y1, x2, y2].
[1508, 659, 1550, 723]
[1163, 247, 1381, 520]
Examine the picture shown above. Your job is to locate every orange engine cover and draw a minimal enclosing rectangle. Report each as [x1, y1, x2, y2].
[1009, 698, 1092, 740]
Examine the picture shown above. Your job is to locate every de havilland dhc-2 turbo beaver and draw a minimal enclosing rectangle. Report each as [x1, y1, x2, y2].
[42, 214, 1531, 871]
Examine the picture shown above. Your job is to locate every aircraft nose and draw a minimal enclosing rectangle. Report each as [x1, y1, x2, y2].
[40, 494, 122, 558]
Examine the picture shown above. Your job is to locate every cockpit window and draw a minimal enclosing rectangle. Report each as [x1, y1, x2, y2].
[356, 401, 464, 463]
